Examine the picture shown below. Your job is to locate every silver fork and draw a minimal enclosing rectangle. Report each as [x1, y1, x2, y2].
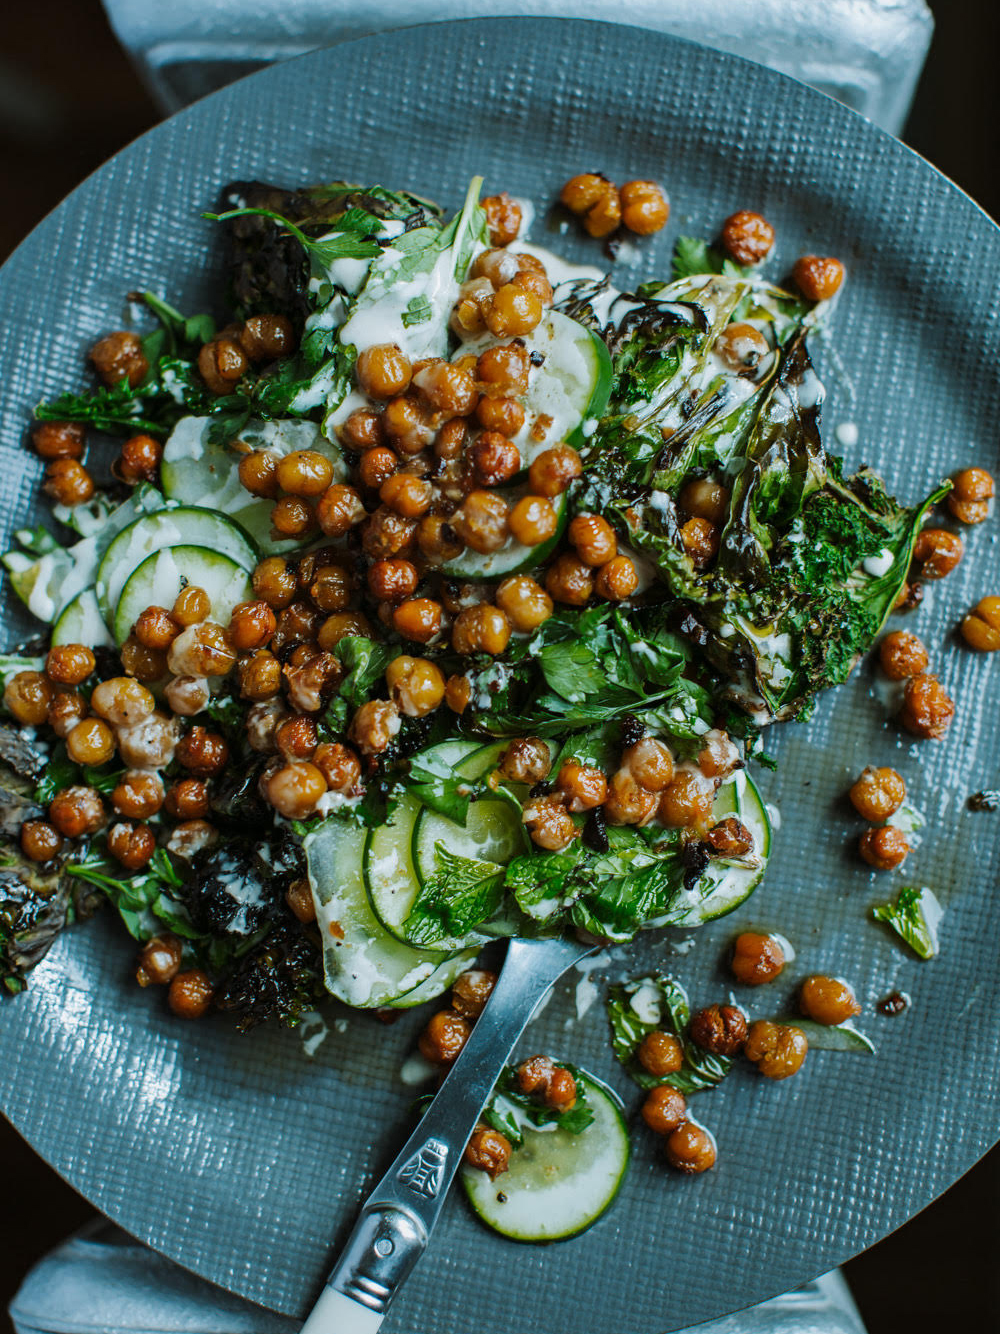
[299, 934, 597, 1334]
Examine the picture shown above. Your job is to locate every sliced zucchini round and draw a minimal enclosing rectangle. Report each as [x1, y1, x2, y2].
[461, 1070, 629, 1243]
[51, 588, 114, 649]
[112, 545, 252, 646]
[304, 815, 476, 1009]
[95, 507, 258, 627]
[439, 487, 568, 581]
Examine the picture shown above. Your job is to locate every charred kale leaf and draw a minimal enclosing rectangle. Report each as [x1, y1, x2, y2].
[214, 919, 324, 1032]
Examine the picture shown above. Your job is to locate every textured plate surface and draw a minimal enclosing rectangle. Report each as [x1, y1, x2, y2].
[2, 18, 1000, 1332]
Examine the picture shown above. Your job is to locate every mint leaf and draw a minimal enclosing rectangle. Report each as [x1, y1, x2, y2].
[481, 1065, 594, 1146]
[606, 975, 732, 1094]
[872, 885, 943, 960]
[403, 843, 505, 947]
[401, 295, 433, 328]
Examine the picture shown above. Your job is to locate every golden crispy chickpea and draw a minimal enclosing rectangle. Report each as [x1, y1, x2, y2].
[849, 766, 906, 821]
[556, 762, 608, 812]
[947, 467, 995, 524]
[477, 342, 531, 397]
[793, 255, 845, 301]
[522, 795, 578, 851]
[528, 443, 582, 497]
[419, 1010, 472, 1064]
[595, 555, 638, 601]
[227, 600, 276, 653]
[316, 483, 366, 539]
[641, 1084, 688, 1136]
[3, 671, 53, 725]
[744, 1020, 808, 1080]
[309, 564, 353, 613]
[507, 495, 557, 547]
[239, 313, 295, 363]
[444, 674, 471, 714]
[451, 968, 497, 1020]
[416, 515, 463, 564]
[115, 433, 162, 486]
[133, 606, 179, 653]
[349, 699, 401, 755]
[512, 257, 554, 307]
[163, 674, 210, 718]
[469, 432, 521, 488]
[482, 191, 522, 246]
[800, 976, 861, 1026]
[720, 210, 775, 265]
[413, 361, 478, 416]
[475, 395, 525, 438]
[560, 173, 610, 215]
[451, 491, 510, 554]
[679, 477, 730, 525]
[356, 343, 412, 399]
[879, 630, 929, 680]
[568, 513, 616, 567]
[545, 553, 594, 606]
[362, 506, 417, 559]
[680, 517, 719, 569]
[380, 474, 433, 519]
[237, 651, 282, 701]
[48, 785, 104, 839]
[545, 1067, 578, 1112]
[238, 449, 280, 498]
[368, 558, 419, 604]
[120, 636, 167, 683]
[706, 817, 754, 856]
[618, 179, 670, 234]
[43, 644, 94, 688]
[495, 575, 553, 632]
[392, 599, 443, 644]
[168, 969, 214, 1019]
[690, 1004, 748, 1056]
[452, 604, 511, 656]
[135, 935, 183, 987]
[637, 1031, 684, 1078]
[308, 742, 358, 796]
[275, 715, 318, 762]
[434, 417, 467, 461]
[20, 820, 63, 863]
[385, 656, 446, 717]
[463, 1126, 511, 1181]
[899, 673, 955, 739]
[171, 585, 211, 627]
[515, 1054, 556, 1096]
[582, 181, 621, 238]
[960, 596, 1000, 651]
[176, 726, 229, 777]
[112, 770, 165, 821]
[499, 737, 551, 784]
[485, 283, 544, 337]
[89, 677, 154, 729]
[913, 527, 964, 579]
[275, 450, 334, 498]
[270, 495, 316, 539]
[164, 778, 210, 821]
[318, 611, 373, 651]
[47, 690, 86, 739]
[622, 738, 674, 792]
[252, 556, 297, 610]
[665, 1122, 717, 1174]
[31, 420, 85, 460]
[166, 624, 236, 679]
[382, 396, 434, 455]
[658, 769, 714, 828]
[107, 820, 156, 872]
[90, 330, 148, 388]
[858, 825, 910, 870]
[281, 878, 315, 925]
[358, 446, 397, 494]
[716, 322, 770, 374]
[604, 768, 658, 826]
[198, 337, 248, 394]
[731, 932, 785, 986]
[43, 458, 94, 506]
[262, 762, 327, 818]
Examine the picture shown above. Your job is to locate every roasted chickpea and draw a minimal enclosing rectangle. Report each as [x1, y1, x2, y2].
[503, 495, 554, 548]
[237, 651, 282, 701]
[223, 600, 275, 654]
[679, 477, 730, 525]
[665, 1122, 717, 1174]
[236, 450, 279, 500]
[913, 527, 964, 580]
[131, 605, 178, 653]
[318, 611, 374, 651]
[112, 770, 165, 820]
[848, 766, 906, 821]
[595, 555, 638, 601]
[88, 677, 152, 729]
[283, 878, 316, 924]
[46, 690, 87, 739]
[545, 1067, 578, 1112]
[556, 761, 608, 812]
[481, 190, 522, 245]
[793, 255, 846, 301]
[641, 1084, 688, 1136]
[444, 674, 472, 714]
[252, 556, 298, 610]
[463, 1127, 511, 1181]
[313, 742, 361, 795]
[603, 768, 658, 826]
[720, 210, 775, 265]
[858, 825, 910, 870]
[107, 820, 156, 871]
[308, 564, 353, 613]
[522, 795, 578, 851]
[166, 819, 217, 860]
[162, 674, 209, 717]
[275, 714, 319, 762]
[270, 495, 317, 539]
[316, 483, 366, 539]
[620, 180, 669, 235]
[528, 444, 582, 497]
[168, 585, 209, 628]
[415, 515, 463, 564]
[239, 313, 295, 363]
[198, 337, 249, 394]
[495, 575, 553, 632]
[382, 396, 433, 455]
[477, 342, 531, 397]
[90, 330, 148, 388]
[116, 710, 178, 770]
[582, 180, 622, 238]
[947, 467, 995, 524]
[475, 395, 525, 438]
[717, 323, 771, 377]
[47, 645, 96, 688]
[342, 410, 385, 454]
[385, 656, 445, 717]
[413, 361, 478, 416]
[452, 491, 510, 554]
[164, 778, 210, 821]
[706, 817, 754, 856]
[392, 599, 443, 644]
[452, 605, 511, 656]
[356, 343, 412, 399]
[658, 769, 714, 828]
[167, 624, 236, 679]
[380, 474, 433, 519]
[368, 558, 419, 604]
[960, 596, 1000, 651]
[879, 630, 929, 681]
[452, 968, 497, 1019]
[512, 258, 554, 307]
[115, 433, 162, 485]
[3, 670, 53, 725]
[637, 1031, 684, 1078]
[744, 1020, 808, 1080]
[730, 932, 785, 986]
[469, 432, 521, 488]
[262, 762, 327, 818]
[349, 699, 401, 755]
[20, 820, 63, 863]
[43, 458, 94, 506]
[800, 975, 861, 1026]
[135, 934, 183, 987]
[515, 1054, 556, 1096]
[559, 173, 610, 214]
[176, 726, 229, 777]
[119, 636, 166, 684]
[434, 417, 467, 461]
[485, 283, 543, 337]
[419, 1010, 472, 1064]
[545, 553, 594, 606]
[622, 737, 674, 792]
[31, 420, 85, 460]
[168, 969, 214, 1019]
[283, 651, 341, 714]
[568, 513, 616, 567]
[899, 673, 955, 739]
[697, 729, 741, 780]
[691, 1004, 748, 1056]
[275, 450, 334, 498]
[497, 739, 548, 787]
[361, 505, 418, 559]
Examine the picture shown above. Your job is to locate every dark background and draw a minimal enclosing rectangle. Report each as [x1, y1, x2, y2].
[1, 2, 997, 1330]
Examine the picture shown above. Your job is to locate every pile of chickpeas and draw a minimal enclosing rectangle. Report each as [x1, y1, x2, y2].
[637, 932, 860, 1174]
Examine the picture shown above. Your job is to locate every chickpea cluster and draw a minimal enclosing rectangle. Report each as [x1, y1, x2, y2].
[847, 765, 911, 871]
[559, 174, 670, 240]
[877, 627, 955, 741]
[718, 210, 845, 299]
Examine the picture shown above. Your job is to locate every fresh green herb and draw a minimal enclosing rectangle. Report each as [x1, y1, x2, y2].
[872, 885, 942, 960]
[539, 641, 606, 702]
[403, 844, 505, 946]
[606, 975, 732, 1093]
[33, 748, 78, 805]
[66, 847, 199, 943]
[671, 236, 752, 281]
[481, 1065, 595, 1146]
[204, 206, 383, 271]
[401, 295, 433, 328]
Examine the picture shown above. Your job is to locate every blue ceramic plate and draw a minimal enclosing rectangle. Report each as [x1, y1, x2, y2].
[1, 19, 998, 1332]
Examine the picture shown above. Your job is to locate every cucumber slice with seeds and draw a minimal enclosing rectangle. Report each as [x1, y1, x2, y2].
[439, 487, 568, 582]
[462, 1070, 629, 1242]
[113, 545, 252, 646]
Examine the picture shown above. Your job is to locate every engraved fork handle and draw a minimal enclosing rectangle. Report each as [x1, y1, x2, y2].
[299, 935, 594, 1334]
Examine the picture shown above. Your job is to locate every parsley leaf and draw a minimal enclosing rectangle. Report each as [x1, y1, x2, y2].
[539, 640, 605, 702]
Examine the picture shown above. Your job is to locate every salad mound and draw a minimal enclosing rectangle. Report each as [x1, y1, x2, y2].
[0, 176, 941, 1023]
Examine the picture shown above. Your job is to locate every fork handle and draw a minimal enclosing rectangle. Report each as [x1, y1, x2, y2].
[299, 1284, 385, 1334]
